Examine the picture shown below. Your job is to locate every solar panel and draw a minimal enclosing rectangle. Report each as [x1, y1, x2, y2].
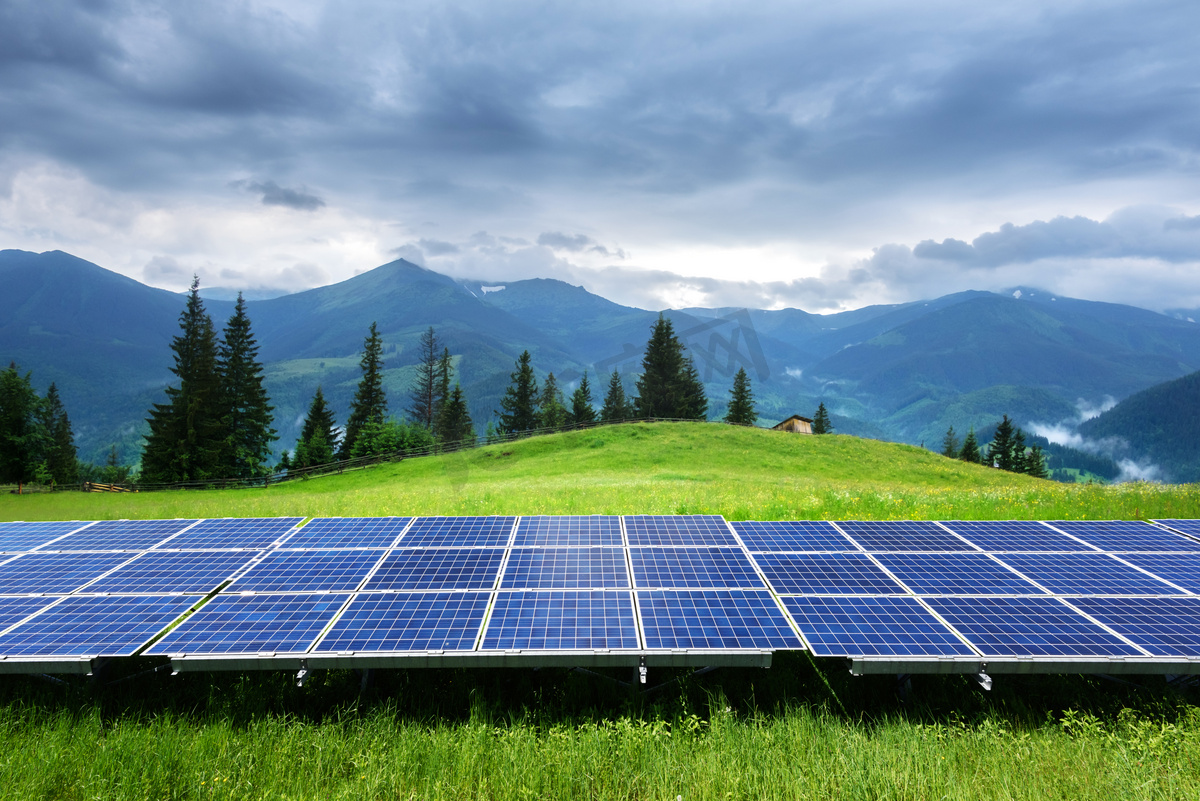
[0, 596, 59, 633]
[42, 519, 197, 552]
[872, 553, 1047, 596]
[314, 592, 490, 652]
[512, 516, 623, 546]
[281, 517, 412, 549]
[630, 548, 765, 589]
[397, 517, 516, 548]
[0, 595, 197, 657]
[147, 593, 348, 655]
[159, 518, 303, 550]
[998, 553, 1185, 595]
[624, 515, 738, 546]
[0, 552, 136, 594]
[731, 521, 857, 552]
[782, 596, 977, 657]
[1046, 520, 1200, 552]
[922, 596, 1144, 658]
[0, 521, 93, 553]
[501, 548, 629, 589]
[941, 520, 1097, 552]
[363, 549, 505, 591]
[1070, 597, 1200, 658]
[229, 550, 387, 593]
[638, 589, 802, 649]
[836, 521, 977, 552]
[482, 590, 639, 650]
[1115, 553, 1200, 594]
[1155, 519, 1200, 539]
[754, 553, 905, 595]
[83, 550, 261, 594]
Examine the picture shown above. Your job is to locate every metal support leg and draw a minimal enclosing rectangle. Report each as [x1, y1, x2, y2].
[296, 660, 310, 687]
[896, 673, 912, 702]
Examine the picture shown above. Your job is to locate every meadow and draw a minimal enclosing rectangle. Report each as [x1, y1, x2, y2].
[3, 422, 1200, 800]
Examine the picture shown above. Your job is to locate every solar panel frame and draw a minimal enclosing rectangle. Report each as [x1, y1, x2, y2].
[83, 550, 263, 594]
[637, 589, 803, 650]
[280, 517, 413, 549]
[1045, 520, 1200, 553]
[313, 591, 491, 653]
[229, 549, 388, 593]
[753, 553, 906, 595]
[782, 596, 978, 657]
[0, 595, 199, 657]
[630, 547, 766, 589]
[395, 516, 517, 548]
[156, 517, 303, 550]
[731, 521, 859, 552]
[362, 548, 506, 591]
[997, 553, 1186, 595]
[836, 521, 978, 552]
[624, 515, 739, 546]
[0, 552, 139, 595]
[1070, 597, 1200, 658]
[481, 590, 640, 650]
[500, 548, 630, 589]
[146, 593, 350, 656]
[940, 520, 1097, 552]
[872, 553, 1048, 596]
[512, 516, 624, 546]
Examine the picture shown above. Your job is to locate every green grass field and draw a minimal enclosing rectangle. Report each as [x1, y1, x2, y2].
[3, 422, 1200, 800]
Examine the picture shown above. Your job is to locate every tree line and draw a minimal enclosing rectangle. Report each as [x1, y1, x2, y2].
[0, 364, 77, 486]
[941, 415, 1048, 478]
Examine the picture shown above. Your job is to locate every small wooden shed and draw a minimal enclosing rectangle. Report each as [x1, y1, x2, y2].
[772, 415, 814, 434]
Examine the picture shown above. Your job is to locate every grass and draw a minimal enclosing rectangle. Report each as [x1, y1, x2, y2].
[2, 422, 1200, 800]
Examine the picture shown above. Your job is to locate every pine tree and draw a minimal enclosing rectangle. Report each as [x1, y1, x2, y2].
[570, 371, 597, 426]
[959, 427, 982, 463]
[988, 415, 1016, 470]
[1025, 444, 1049, 479]
[812, 402, 833, 434]
[724, 367, 757, 425]
[43, 383, 78, 484]
[0, 363, 48, 484]
[216, 294, 276, 478]
[295, 386, 340, 467]
[1011, 428, 1028, 474]
[539, 372, 569, 430]
[941, 425, 961, 458]
[600, 369, 632, 422]
[141, 277, 223, 483]
[437, 383, 475, 446]
[433, 348, 453, 437]
[341, 322, 387, 459]
[634, 314, 686, 418]
[677, 355, 708, 420]
[408, 327, 443, 430]
[497, 350, 540, 435]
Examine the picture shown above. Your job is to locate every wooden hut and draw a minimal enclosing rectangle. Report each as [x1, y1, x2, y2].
[772, 415, 814, 434]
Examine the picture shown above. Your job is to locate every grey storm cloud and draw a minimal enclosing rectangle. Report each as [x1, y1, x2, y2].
[232, 180, 325, 211]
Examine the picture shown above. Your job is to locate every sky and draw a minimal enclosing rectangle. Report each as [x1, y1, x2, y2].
[3, 0, 1200, 313]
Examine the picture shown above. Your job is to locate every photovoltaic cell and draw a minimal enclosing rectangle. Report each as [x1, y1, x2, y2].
[630, 548, 765, 589]
[513, 516, 623, 546]
[998, 553, 1184, 595]
[42, 519, 197, 552]
[0, 552, 135, 594]
[923, 596, 1144, 658]
[281, 517, 412, 549]
[941, 520, 1096, 552]
[1156, 520, 1200, 540]
[638, 589, 802, 650]
[482, 590, 639, 650]
[837, 521, 977, 552]
[754, 553, 905, 595]
[501, 548, 629, 589]
[84, 550, 261, 594]
[872, 553, 1046, 596]
[229, 550, 387, 593]
[1047, 520, 1200, 553]
[731, 521, 857, 552]
[1116, 553, 1200, 595]
[397, 517, 516, 548]
[0, 595, 197, 657]
[782, 596, 977, 657]
[1070, 597, 1200, 657]
[0, 596, 59, 633]
[0, 521, 93, 553]
[161, 518, 303, 550]
[624, 515, 738, 546]
[147, 593, 348, 655]
[363, 548, 505, 591]
[315, 592, 489, 652]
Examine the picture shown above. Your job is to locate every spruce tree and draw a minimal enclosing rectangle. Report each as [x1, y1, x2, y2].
[724, 367, 757, 425]
[1025, 444, 1049, 479]
[812, 402, 833, 434]
[296, 386, 339, 467]
[1011, 428, 1028, 474]
[600, 369, 632, 422]
[497, 350, 540, 435]
[43, 383, 78, 484]
[216, 294, 276, 478]
[539, 372, 569, 430]
[438, 383, 475, 446]
[959, 427, 982, 463]
[988, 415, 1016, 470]
[408, 327, 443, 430]
[0, 363, 47, 484]
[341, 322, 387, 459]
[941, 425, 961, 458]
[571, 371, 597, 425]
[634, 314, 686, 418]
[677, 355, 708, 420]
[434, 348, 453, 436]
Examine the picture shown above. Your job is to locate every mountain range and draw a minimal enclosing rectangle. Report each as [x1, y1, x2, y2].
[3, 248, 1199, 481]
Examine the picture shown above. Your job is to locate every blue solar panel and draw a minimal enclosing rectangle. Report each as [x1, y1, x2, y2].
[731, 521, 857, 552]
[501, 548, 630, 589]
[314, 592, 489, 652]
[397, 517, 516, 547]
[638, 589, 802, 649]
[998, 553, 1184, 595]
[363, 549, 505, 591]
[42, 519, 197, 552]
[159, 518, 303, 550]
[837, 521, 977, 552]
[782, 596, 977, 657]
[1155, 520, 1200, 540]
[83, 550, 261, 594]
[0, 596, 59, 633]
[630, 548, 765, 589]
[923, 597, 1144, 658]
[0, 552, 135, 594]
[281, 517, 413, 549]
[233, 550, 388, 592]
[624, 515, 738, 546]
[513, 516, 623, 546]
[873, 553, 1047, 596]
[0, 521, 92, 552]
[1070, 597, 1200, 658]
[1116, 554, 1200, 594]
[754, 553, 905, 595]
[147, 593, 348, 655]
[941, 520, 1097, 552]
[0, 595, 197, 657]
[1047, 520, 1200, 552]
[482, 590, 639, 650]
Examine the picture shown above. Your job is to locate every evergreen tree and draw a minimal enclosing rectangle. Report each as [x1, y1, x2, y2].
[570, 371, 597, 426]
[539, 372, 569, 430]
[1025, 444, 1049, 479]
[42, 383, 78, 484]
[1011, 428, 1028, 474]
[341, 322, 387, 459]
[941, 425, 961, 458]
[408, 327, 443, 430]
[959, 427, 982, 464]
[497, 350, 540, 435]
[141, 277, 223, 483]
[438, 383, 475, 446]
[677, 355, 708, 420]
[216, 294, 276, 478]
[0, 363, 47, 484]
[634, 314, 686, 418]
[435, 348, 453, 434]
[987, 415, 1016, 470]
[724, 367, 757, 425]
[812, 402, 833, 434]
[600, 369, 632, 422]
[295, 386, 340, 467]
[102, 444, 131, 484]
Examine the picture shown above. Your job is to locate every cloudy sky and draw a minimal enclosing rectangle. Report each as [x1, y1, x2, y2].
[3, 0, 1199, 313]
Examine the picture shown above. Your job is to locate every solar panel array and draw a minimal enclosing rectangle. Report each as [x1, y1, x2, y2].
[1, 515, 1199, 676]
